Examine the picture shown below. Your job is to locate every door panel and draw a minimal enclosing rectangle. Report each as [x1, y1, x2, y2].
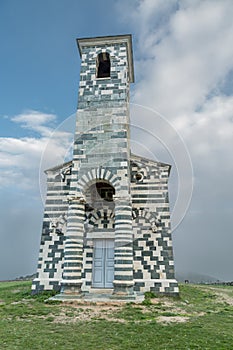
[92, 240, 104, 287]
[105, 239, 114, 288]
[93, 239, 114, 288]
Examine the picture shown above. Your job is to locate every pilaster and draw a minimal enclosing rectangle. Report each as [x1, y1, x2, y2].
[60, 194, 85, 294]
[113, 195, 134, 296]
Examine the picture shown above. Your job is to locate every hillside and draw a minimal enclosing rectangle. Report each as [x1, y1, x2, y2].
[0, 281, 233, 349]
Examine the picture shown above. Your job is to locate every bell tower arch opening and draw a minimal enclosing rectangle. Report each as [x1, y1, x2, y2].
[96, 52, 111, 78]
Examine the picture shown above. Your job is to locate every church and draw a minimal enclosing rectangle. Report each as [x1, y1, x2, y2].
[32, 35, 179, 299]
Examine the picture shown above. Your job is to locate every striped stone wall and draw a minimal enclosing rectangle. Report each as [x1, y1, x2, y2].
[32, 35, 178, 296]
[32, 162, 71, 293]
[131, 154, 178, 294]
[32, 156, 178, 295]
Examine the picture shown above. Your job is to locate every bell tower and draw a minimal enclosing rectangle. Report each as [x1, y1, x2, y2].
[73, 34, 134, 191]
[60, 35, 136, 296]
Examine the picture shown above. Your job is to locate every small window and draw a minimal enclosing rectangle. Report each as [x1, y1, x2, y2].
[135, 172, 143, 182]
[96, 52, 110, 78]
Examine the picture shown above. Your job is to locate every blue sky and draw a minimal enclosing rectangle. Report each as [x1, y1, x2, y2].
[1, 0, 233, 281]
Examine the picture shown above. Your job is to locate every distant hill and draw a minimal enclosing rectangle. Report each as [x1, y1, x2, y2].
[175, 271, 221, 283]
[14, 273, 36, 281]
[0, 273, 36, 282]
[0, 272, 226, 284]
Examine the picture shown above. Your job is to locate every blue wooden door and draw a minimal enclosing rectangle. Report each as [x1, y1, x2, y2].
[93, 239, 114, 288]
[104, 239, 114, 288]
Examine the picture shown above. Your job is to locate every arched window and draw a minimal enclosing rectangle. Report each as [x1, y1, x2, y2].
[87, 181, 115, 204]
[85, 181, 115, 212]
[96, 52, 110, 78]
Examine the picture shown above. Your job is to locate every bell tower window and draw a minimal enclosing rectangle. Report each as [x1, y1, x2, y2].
[96, 52, 110, 78]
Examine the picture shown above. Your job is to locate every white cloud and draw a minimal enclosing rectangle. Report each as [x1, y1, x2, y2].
[117, 0, 233, 279]
[0, 111, 73, 191]
[121, 0, 233, 117]
[0, 111, 74, 280]
[1, 1, 233, 281]
[12, 110, 56, 126]
[118, 0, 233, 173]
[12, 110, 56, 136]
[174, 94, 233, 147]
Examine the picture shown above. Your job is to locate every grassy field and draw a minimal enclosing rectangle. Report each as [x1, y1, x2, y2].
[0, 281, 233, 349]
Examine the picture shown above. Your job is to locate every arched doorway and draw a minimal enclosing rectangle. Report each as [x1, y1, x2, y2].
[85, 180, 115, 288]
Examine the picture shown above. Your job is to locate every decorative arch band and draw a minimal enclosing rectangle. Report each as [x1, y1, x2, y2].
[76, 167, 121, 194]
[86, 208, 115, 230]
[132, 208, 161, 227]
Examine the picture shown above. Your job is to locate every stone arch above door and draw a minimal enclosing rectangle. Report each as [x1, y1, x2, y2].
[76, 168, 120, 195]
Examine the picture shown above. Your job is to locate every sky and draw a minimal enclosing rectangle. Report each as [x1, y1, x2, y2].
[1, 0, 233, 281]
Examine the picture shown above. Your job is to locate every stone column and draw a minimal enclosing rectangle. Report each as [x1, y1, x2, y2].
[60, 194, 85, 295]
[113, 195, 134, 296]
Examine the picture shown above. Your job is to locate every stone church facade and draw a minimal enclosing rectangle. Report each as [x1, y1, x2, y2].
[32, 35, 179, 298]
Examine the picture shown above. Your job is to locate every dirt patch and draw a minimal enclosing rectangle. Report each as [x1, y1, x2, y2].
[201, 287, 233, 306]
[11, 298, 34, 305]
[11, 289, 22, 294]
[50, 299, 206, 324]
[214, 291, 233, 306]
[53, 303, 125, 323]
[157, 316, 189, 324]
[141, 299, 189, 315]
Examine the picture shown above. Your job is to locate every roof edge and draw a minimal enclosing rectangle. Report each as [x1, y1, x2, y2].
[131, 153, 171, 169]
[44, 160, 72, 173]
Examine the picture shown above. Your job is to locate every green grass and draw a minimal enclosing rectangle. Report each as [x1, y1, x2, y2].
[0, 281, 233, 349]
